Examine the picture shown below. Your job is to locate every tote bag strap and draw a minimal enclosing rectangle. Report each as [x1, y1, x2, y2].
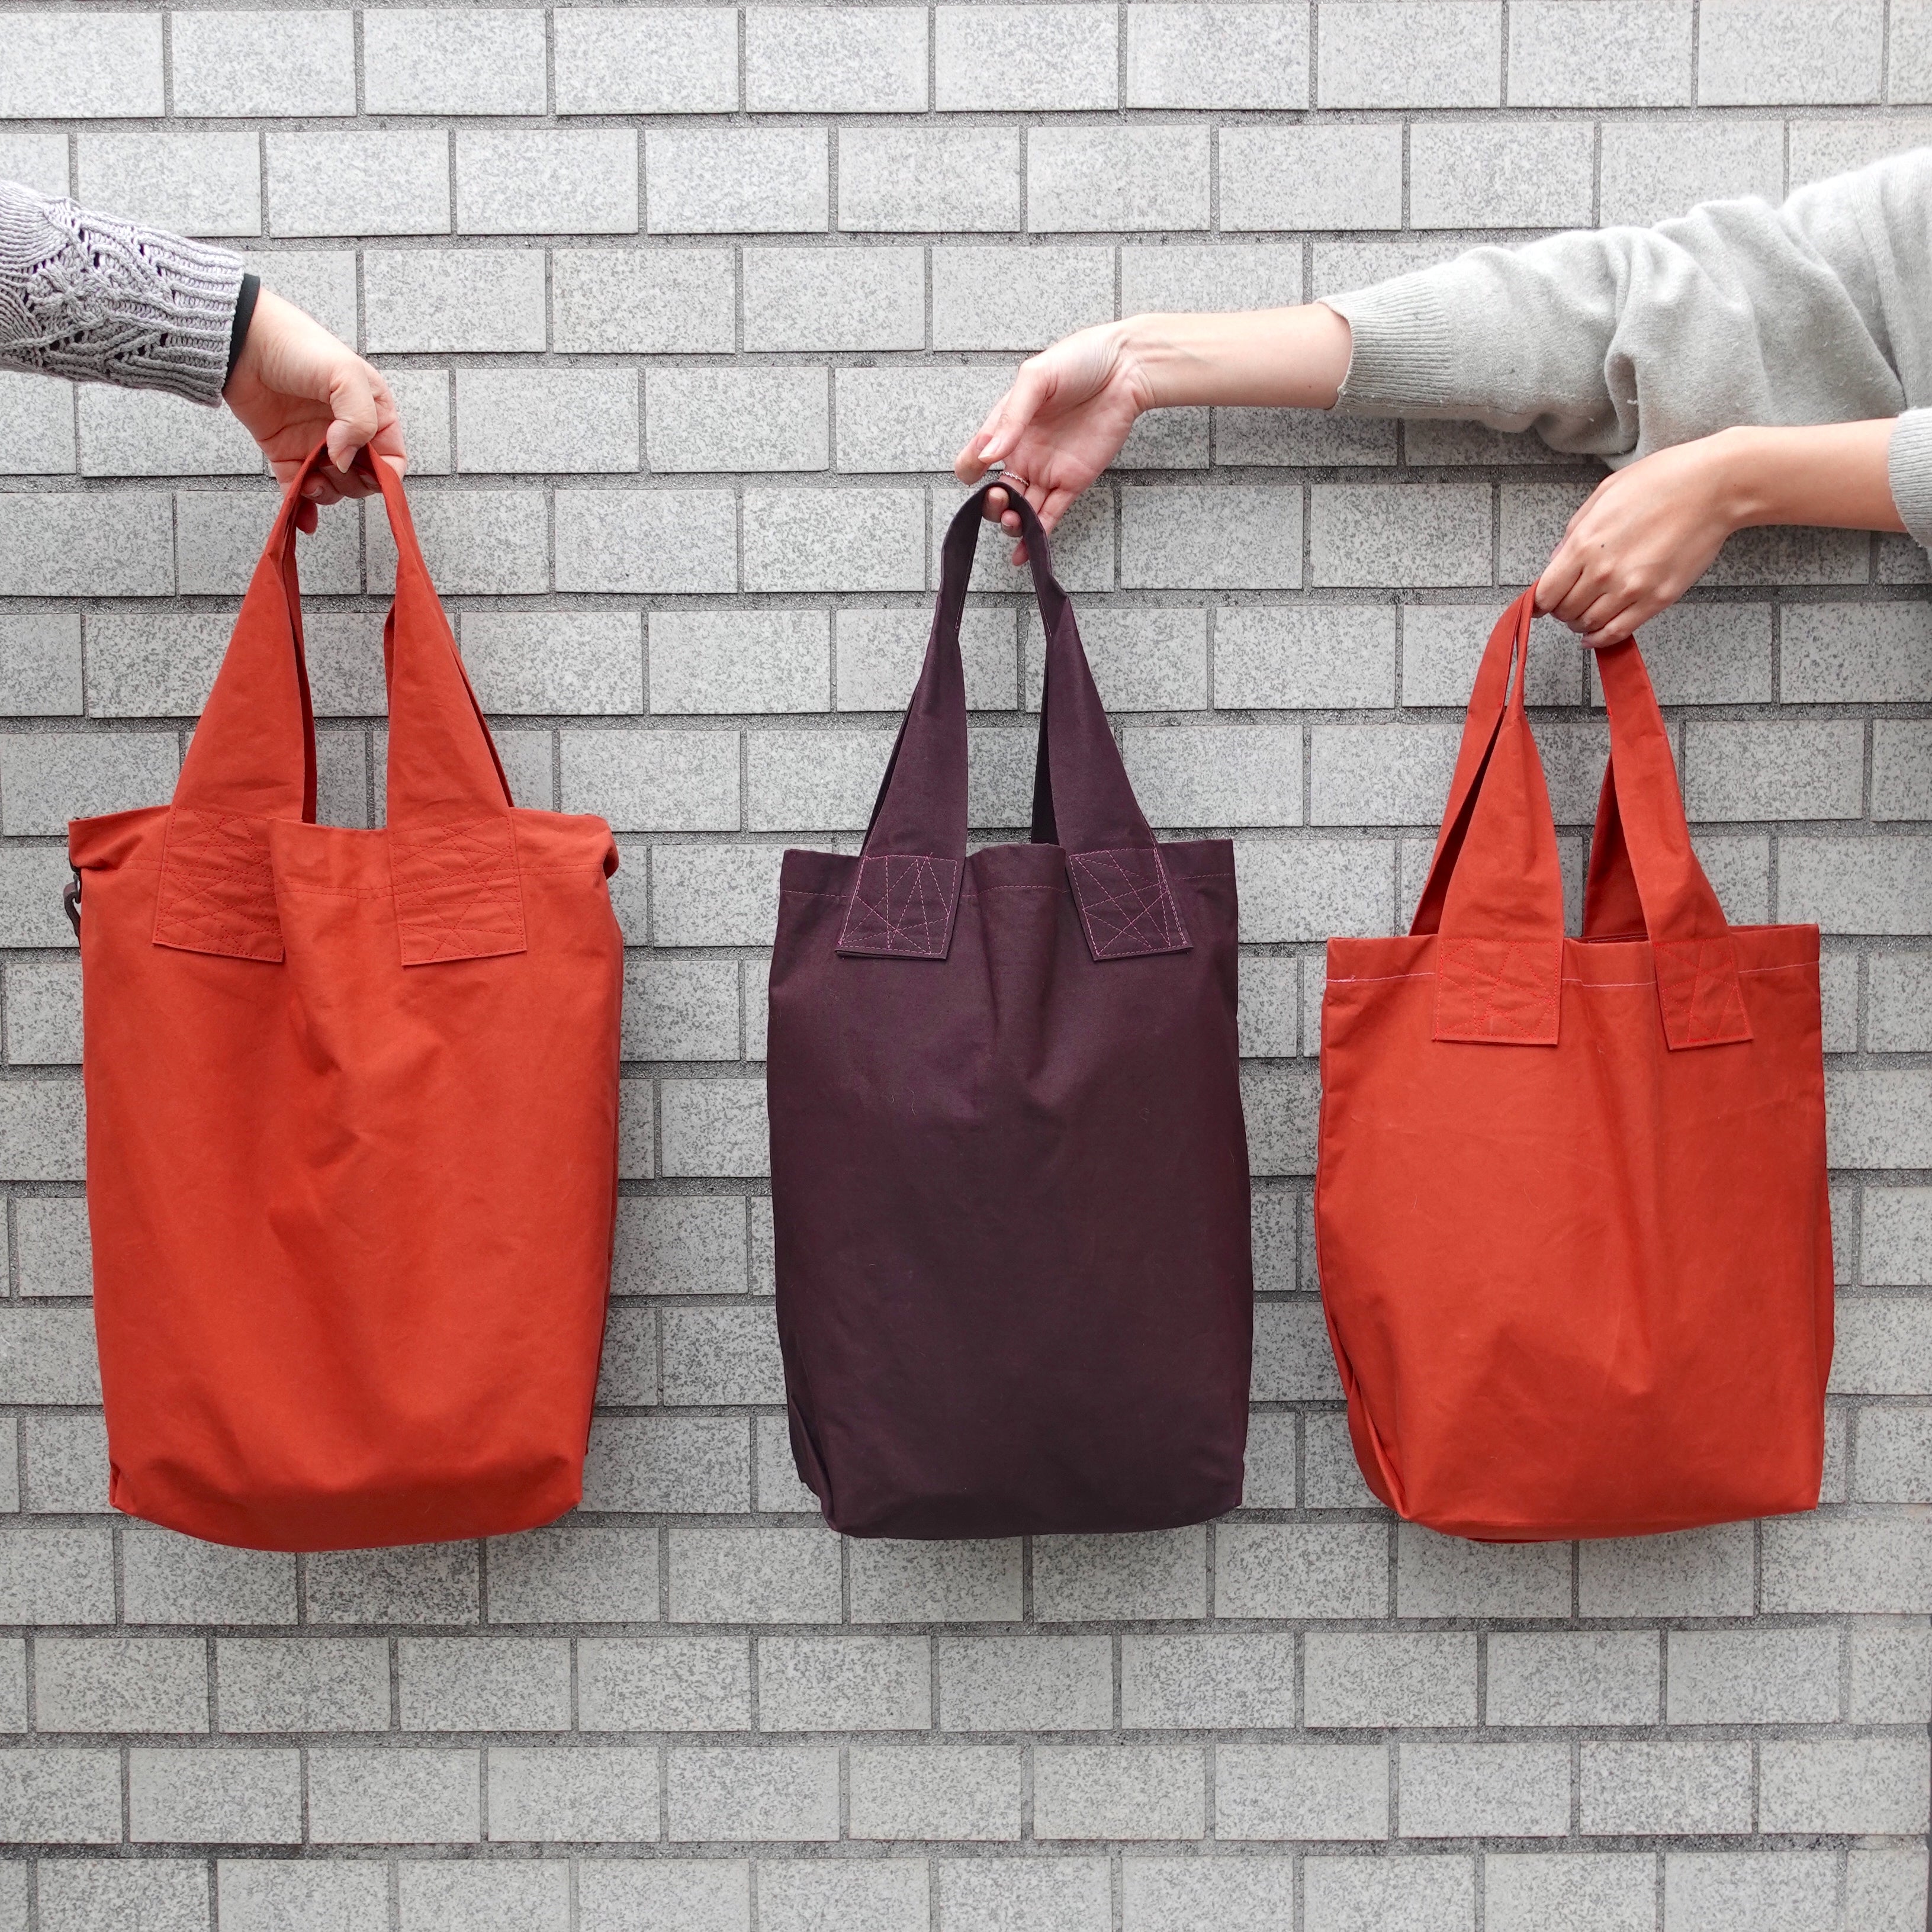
[155, 442, 525, 967]
[1586, 638, 1751, 1046]
[838, 484, 1186, 964]
[1409, 589, 1748, 1051]
[1409, 590, 1567, 1046]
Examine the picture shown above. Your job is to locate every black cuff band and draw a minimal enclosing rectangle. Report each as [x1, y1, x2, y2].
[223, 273, 262, 391]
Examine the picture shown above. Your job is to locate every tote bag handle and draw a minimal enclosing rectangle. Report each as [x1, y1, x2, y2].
[1410, 588, 1750, 1052]
[837, 484, 1188, 965]
[152, 442, 526, 968]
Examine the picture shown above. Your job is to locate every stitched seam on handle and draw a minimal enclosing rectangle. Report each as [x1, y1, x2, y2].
[1066, 847, 1191, 960]
[152, 807, 284, 962]
[837, 854, 961, 957]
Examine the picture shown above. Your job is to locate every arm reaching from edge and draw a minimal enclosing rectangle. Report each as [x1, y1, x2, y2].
[953, 306, 1353, 561]
[956, 150, 1932, 576]
[2, 180, 404, 533]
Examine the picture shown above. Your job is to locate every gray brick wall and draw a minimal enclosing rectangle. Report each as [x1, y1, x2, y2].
[0, 2, 1928, 1925]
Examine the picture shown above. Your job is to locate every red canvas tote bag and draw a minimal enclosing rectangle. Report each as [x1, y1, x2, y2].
[767, 486, 1252, 1539]
[1317, 589, 1831, 1541]
[68, 446, 623, 1552]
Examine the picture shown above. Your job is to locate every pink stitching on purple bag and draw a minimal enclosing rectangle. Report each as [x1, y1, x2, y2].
[837, 854, 963, 959]
[1066, 847, 1191, 961]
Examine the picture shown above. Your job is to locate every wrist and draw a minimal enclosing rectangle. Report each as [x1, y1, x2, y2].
[1107, 317, 1164, 416]
[222, 272, 262, 393]
[1700, 425, 1775, 533]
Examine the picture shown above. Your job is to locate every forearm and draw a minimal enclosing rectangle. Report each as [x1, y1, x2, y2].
[0, 180, 243, 405]
[1325, 176, 1907, 467]
[1712, 420, 1905, 533]
[1118, 304, 1353, 413]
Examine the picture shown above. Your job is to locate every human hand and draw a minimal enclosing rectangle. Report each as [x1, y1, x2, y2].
[953, 305, 1352, 565]
[1535, 434, 1740, 648]
[954, 322, 1153, 563]
[222, 288, 407, 533]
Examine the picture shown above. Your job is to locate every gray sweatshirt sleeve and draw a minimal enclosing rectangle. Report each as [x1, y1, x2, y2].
[1888, 411, 1932, 549]
[0, 179, 245, 406]
[1322, 149, 1932, 496]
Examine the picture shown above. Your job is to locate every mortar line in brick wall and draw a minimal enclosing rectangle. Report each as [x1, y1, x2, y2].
[157, 6, 175, 122]
[544, 1, 557, 123]
[1400, 114, 1410, 233]
[1018, 121, 1030, 243]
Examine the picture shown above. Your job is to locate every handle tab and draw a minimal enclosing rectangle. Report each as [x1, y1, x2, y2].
[1068, 847, 1190, 959]
[390, 818, 527, 966]
[1433, 937, 1562, 1046]
[1653, 936, 1753, 1047]
[153, 808, 284, 962]
[836, 853, 963, 960]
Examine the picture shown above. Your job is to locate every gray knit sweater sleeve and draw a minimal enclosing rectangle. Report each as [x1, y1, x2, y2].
[1322, 147, 1932, 543]
[0, 179, 245, 406]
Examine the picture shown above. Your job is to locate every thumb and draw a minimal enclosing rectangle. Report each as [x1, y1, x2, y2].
[957, 361, 1051, 481]
[323, 360, 382, 473]
[1534, 538, 1577, 615]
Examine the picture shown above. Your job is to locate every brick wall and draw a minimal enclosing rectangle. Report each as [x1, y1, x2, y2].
[1, 3, 1930, 1927]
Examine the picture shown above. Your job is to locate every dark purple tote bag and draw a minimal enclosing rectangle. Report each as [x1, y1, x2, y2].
[766, 486, 1252, 1539]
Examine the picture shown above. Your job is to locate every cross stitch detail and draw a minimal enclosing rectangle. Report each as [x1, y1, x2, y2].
[1066, 848, 1191, 960]
[837, 854, 962, 959]
[1654, 936, 1753, 1049]
[391, 818, 527, 965]
[153, 808, 284, 962]
[1433, 937, 1562, 1045]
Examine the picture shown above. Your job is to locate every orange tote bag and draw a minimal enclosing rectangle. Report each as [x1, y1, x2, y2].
[69, 446, 624, 1551]
[1316, 590, 1831, 1541]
